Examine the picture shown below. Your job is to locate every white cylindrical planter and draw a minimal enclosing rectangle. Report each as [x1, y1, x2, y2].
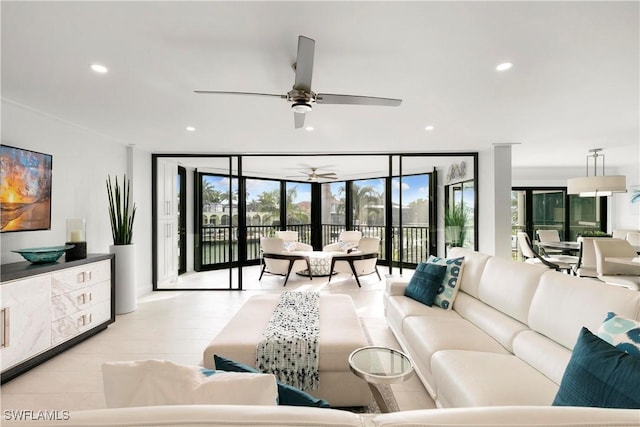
[110, 244, 137, 314]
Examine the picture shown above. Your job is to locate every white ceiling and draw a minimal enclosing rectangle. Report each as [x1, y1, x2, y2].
[2, 1, 638, 179]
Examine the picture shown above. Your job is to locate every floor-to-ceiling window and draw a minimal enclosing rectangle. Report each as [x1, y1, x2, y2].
[321, 181, 345, 247]
[392, 174, 431, 264]
[285, 182, 312, 244]
[199, 173, 239, 267]
[511, 187, 607, 258]
[154, 153, 478, 290]
[246, 178, 280, 261]
[445, 179, 475, 251]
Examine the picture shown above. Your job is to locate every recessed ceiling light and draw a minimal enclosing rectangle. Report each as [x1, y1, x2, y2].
[424, 125, 434, 131]
[186, 126, 196, 132]
[496, 62, 513, 72]
[305, 126, 314, 131]
[90, 64, 108, 74]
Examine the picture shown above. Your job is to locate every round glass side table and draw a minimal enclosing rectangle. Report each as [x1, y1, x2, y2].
[348, 346, 414, 412]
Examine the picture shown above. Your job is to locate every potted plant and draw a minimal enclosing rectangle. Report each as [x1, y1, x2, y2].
[107, 175, 137, 314]
[445, 204, 469, 247]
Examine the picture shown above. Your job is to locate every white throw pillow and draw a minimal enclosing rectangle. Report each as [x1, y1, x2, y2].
[102, 359, 278, 408]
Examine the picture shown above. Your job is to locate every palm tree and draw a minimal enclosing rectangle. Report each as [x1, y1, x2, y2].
[352, 184, 382, 225]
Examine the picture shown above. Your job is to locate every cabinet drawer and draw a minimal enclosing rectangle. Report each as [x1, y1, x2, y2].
[51, 280, 111, 321]
[51, 300, 110, 345]
[51, 260, 111, 296]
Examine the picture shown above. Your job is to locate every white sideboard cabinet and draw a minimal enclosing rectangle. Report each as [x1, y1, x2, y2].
[1, 254, 115, 384]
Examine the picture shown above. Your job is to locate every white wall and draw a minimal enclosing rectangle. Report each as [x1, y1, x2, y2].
[1, 100, 152, 297]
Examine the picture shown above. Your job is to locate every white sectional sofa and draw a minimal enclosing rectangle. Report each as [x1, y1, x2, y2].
[6, 404, 640, 426]
[8, 248, 640, 426]
[384, 247, 640, 409]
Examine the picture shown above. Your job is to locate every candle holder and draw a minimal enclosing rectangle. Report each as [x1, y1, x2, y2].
[65, 218, 87, 261]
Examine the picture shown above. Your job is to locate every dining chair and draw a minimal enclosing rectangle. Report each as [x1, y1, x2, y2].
[535, 229, 562, 255]
[626, 231, 640, 246]
[573, 237, 609, 278]
[592, 238, 640, 290]
[516, 232, 576, 273]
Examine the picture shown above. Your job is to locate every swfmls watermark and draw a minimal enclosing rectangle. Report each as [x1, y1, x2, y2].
[3, 409, 70, 421]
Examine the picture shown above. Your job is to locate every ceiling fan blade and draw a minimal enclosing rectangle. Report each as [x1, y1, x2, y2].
[194, 90, 287, 99]
[293, 36, 315, 92]
[316, 93, 402, 106]
[294, 112, 306, 129]
[316, 172, 338, 177]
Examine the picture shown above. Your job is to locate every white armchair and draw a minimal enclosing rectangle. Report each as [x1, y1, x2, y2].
[323, 231, 362, 253]
[259, 237, 312, 286]
[275, 231, 313, 252]
[328, 237, 381, 287]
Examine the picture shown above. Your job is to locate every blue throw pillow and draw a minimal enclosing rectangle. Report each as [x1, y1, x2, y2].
[404, 262, 447, 306]
[213, 354, 331, 407]
[552, 327, 640, 408]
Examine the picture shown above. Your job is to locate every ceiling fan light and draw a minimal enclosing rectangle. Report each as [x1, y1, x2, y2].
[292, 102, 312, 114]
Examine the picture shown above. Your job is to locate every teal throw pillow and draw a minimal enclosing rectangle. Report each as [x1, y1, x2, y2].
[404, 262, 447, 306]
[213, 354, 331, 408]
[427, 255, 465, 310]
[597, 312, 640, 358]
[552, 327, 640, 408]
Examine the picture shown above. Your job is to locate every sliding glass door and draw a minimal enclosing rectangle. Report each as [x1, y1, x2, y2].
[511, 187, 607, 257]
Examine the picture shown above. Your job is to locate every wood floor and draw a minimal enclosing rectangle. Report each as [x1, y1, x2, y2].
[0, 266, 435, 413]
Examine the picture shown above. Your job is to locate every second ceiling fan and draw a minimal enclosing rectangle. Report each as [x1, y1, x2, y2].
[195, 35, 402, 128]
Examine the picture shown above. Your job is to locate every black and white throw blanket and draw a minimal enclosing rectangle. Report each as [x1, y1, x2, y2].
[256, 291, 320, 391]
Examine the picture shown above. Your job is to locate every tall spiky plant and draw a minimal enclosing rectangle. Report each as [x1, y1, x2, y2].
[444, 204, 469, 247]
[106, 175, 137, 245]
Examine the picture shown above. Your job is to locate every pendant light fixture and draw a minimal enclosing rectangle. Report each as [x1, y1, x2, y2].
[567, 148, 626, 197]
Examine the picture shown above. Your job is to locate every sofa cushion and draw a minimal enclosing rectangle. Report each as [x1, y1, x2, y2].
[426, 255, 465, 310]
[404, 262, 447, 306]
[102, 359, 278, 408]
[512, 330, 572, 386]
[372, 406, 640, 426]
[447, 248, 491, 298]
[384, 293, 461, 336]
[529, 272, 640, 350]
[552, 327, 640, 408]
[402, 316, 510, 396]
[597, 312, 640, 358]
[453, 292, 530, 353]
[476, 256, 546, 324]
[214, 355, 330, 407]
[431, 350, 558, 407]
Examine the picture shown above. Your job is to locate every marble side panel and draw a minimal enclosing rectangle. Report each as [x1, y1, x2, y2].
[1, 275, 52, 371]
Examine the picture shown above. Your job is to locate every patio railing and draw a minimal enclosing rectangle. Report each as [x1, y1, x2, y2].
[200, 223, 430, 267]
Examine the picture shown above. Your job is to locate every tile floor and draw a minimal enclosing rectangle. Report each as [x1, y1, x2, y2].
[1, 266, 435, 413]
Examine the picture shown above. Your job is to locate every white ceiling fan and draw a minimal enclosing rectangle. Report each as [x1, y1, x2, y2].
[286, 166, 338, 182]
[195, 35, 402, 128]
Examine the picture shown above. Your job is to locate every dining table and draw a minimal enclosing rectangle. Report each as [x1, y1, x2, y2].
[537, 241, 580, 256]
[538, 241, 640, 255]
[605, 256, 640, 267]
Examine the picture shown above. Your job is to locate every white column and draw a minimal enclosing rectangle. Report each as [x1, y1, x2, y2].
[478, 144, 514, 258]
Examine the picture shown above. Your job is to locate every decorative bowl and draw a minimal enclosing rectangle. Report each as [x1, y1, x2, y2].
[12, 245, 75, 264]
